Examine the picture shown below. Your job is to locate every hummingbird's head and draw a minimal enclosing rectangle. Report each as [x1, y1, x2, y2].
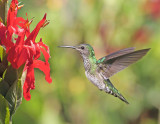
[59, 44, 95, 58]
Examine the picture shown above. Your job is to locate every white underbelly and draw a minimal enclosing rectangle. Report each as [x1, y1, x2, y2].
[85, 71, 105, 90]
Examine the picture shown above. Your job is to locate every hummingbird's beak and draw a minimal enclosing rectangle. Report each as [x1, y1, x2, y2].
[58, 45, 76, 49]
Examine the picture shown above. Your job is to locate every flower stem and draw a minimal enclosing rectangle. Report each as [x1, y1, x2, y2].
[0, 0, 8, 24]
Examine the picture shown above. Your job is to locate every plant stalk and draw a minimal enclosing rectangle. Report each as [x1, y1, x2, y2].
[0, 0, 8, 24]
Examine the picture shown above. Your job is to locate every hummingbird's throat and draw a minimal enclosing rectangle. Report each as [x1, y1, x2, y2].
[82, 56, 97, 72]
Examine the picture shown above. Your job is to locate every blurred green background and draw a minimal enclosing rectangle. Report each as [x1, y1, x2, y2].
[11, 0, 160, 124]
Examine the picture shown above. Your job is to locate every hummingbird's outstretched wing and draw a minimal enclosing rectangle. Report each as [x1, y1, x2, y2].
[97, 47, 135, 63]
[96, 48, 150, 79]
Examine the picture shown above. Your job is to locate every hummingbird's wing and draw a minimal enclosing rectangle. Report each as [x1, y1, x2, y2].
[97, 47, 135, 63]
[97, 48, 150, 79]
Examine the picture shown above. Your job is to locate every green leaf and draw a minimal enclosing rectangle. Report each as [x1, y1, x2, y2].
[3, 66, 18, 86]
[1, 55, 8, 70]
[17, 64, 25, 79]
[21, 70, 27, 87]
[5, 79, 22, 117]
[0, 63, 6, 79]
[0, 46, 3, 61]
[0, 46, 8, 76]
[0, 46, 7, 63]
[0, 94, 10, 124]
[0, 79, 9, 96]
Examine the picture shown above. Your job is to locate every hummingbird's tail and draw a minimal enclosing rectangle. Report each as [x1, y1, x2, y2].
[104, 79, 129, 104]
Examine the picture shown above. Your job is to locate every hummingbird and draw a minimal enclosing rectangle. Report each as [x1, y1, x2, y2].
[59, 44, 150, 104]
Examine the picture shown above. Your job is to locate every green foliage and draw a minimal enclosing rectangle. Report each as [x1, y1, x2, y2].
[3, 66, 18, 86]
[5, 79, 22, 117]
[0, 80, 9, 96]
[0, 46, 3, 60]
[0, 46, 8, 77]
[0, 65, 24, 123]
[0, 94, 10, 124]
[0, 47, 25, 123]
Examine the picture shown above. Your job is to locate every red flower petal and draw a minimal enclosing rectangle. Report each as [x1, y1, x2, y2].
[7, 46, 29, 68]
[25, 14, 47, 44]
[34, 44, 41, 60]
[7, 0, 18, 27]
[0, 22, 6, 45]
[23, 63, 35, 101]
[7, 43, 36, 69]
[38, 39, 50, 53]
[34, 60, 52, 83]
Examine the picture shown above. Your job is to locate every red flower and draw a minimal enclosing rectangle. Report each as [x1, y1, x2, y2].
[132, 27, 151, 44]
[0, 0, 52, 100]
[143, 0, 160, 19]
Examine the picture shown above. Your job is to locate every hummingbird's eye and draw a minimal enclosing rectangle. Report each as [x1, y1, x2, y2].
[81, 46, 84, 49]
